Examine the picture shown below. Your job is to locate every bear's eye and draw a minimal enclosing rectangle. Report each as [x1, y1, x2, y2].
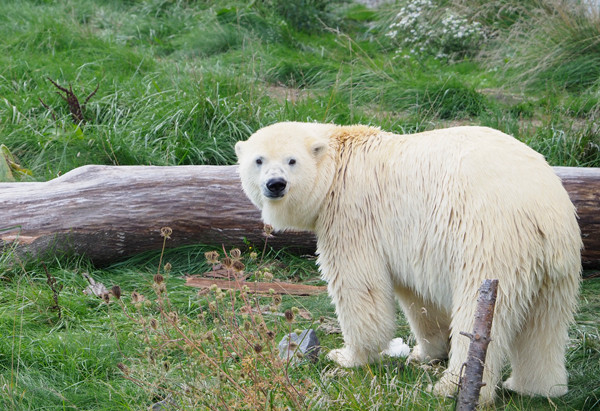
[255, 158, 263, 165]
[288, 158, 296, 166]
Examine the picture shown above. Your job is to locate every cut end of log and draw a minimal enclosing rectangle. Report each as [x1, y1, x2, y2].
[1, 234, 38, 245]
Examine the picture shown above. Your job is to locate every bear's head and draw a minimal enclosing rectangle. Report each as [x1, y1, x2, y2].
[235, 122, 336, 232]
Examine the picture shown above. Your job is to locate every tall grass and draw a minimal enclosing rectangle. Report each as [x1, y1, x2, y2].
[483, 0, 600, 92]
[525, 124, 600, 167]
[1, 0, 599, 181]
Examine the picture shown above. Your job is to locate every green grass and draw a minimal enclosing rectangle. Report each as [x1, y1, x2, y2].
[1, 0, 598, 181]
[485, 0, 600, 92]
[2, 248, 599, 410]
[1, 0, 600, 409]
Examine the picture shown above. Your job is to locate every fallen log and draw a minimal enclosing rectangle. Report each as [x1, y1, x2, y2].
[554, 167, 600, 269]
[0, 165, 599, 271]
[0, 165, 313, 266]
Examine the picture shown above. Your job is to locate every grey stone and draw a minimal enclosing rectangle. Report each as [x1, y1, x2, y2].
[151, 397, 174, 411]
[278, 329, 320, 363]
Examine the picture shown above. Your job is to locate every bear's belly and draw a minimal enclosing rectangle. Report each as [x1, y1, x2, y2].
[391, 264, 454, 310]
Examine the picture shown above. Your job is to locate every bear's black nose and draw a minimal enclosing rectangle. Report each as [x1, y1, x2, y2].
[266, 178, 287, 197]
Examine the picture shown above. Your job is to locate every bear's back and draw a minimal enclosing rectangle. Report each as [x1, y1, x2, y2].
[319, 125, 580, 295]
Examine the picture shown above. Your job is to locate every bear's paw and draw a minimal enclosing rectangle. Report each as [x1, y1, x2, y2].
[432, 375, 459, 399]
[502, 377, 519, 393]
[327, 347, 367, 368]
[433, 374, 496, 405]
[407, 344, 428, 363]
[503, 377, 568, 398]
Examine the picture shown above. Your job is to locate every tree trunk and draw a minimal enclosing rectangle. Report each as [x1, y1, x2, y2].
[1, 165, 598, 270]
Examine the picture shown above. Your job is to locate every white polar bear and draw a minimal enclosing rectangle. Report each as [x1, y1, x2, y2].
[235, 122, 581, 404]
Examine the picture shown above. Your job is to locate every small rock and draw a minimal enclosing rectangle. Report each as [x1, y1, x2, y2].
[381, 337, 411, 358]
[278, 329, 320, 363]
[151, 396, 175, 411]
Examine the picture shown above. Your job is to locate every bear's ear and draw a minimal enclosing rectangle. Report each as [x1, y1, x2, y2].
[311, 141, 328, 160]
[234, 141, 245, 160]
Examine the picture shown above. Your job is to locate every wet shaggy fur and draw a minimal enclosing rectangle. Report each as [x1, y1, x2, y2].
[235, 122, 582, 404]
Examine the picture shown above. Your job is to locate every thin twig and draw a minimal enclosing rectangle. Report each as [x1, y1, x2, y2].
[38, 98, 57, 121]
[84, 83, 100, 107]
[42, 263, 62, 320]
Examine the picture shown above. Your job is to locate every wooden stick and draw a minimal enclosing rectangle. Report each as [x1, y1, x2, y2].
[456, 279, 499, 411]
[185, 276, 327, 296]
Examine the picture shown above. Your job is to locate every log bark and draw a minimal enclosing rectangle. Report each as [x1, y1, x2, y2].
[456, 279, 499, 411]
[0, 165, 599, 270]
[554, 167, 600, 269]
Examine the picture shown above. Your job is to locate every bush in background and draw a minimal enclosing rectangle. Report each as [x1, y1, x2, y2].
[384, 0, 486, 59]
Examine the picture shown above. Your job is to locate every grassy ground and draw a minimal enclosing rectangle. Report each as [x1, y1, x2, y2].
[1, 0, 599, 409]
[1, 248, 599, 410]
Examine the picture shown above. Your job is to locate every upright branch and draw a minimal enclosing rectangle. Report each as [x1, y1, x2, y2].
[456, 279, 499, 411]
[42, 78, 99, 124]
[43, 263, 63, 321]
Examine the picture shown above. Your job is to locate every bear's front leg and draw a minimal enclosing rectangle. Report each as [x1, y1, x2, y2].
[395, 284, 451, 364]
[325, 265, 397, 368]
[327, 347, 368, 368]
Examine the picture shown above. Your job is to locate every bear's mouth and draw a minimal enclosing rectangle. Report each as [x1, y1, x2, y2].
[263, 190, 287, 199]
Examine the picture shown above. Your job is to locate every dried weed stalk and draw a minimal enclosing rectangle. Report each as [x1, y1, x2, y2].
[42, 263, 62, 321]
[109, 228, 310, 409]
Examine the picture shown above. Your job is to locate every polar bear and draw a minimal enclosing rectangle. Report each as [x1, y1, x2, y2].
[235, 122, 581, 404]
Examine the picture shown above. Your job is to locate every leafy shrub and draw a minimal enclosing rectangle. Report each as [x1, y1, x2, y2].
[385, 0, 485, 59]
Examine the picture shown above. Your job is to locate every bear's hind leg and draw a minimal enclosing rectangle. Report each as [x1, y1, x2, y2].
[504, 276, 578, 397]
[433, 283, 513, 405]
[395, 285, 450, 363]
